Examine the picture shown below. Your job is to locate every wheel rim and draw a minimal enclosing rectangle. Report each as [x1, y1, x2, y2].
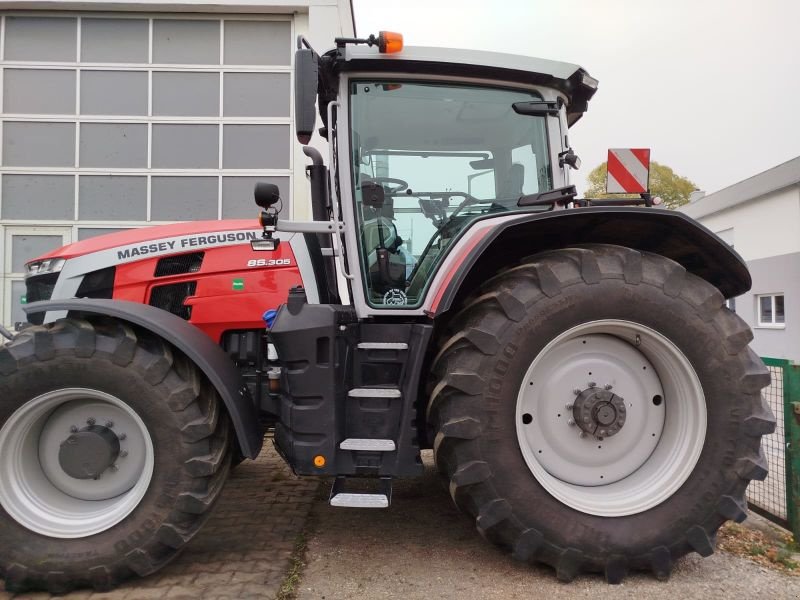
[0, 388, 155, 538]
[515, 320, 706, 517]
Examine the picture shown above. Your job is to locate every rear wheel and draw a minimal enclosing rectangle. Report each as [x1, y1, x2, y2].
[428, 244, 774, 582]
[0, 317, 231, 594]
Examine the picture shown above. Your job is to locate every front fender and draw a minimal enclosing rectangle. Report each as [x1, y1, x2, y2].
[23, 299, 262, 458]
[433, 207, 750, 316]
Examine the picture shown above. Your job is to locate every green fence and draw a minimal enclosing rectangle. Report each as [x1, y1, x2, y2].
[750, 358, 799, 537]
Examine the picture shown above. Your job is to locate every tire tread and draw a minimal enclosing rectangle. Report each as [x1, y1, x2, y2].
[0, 317, 231, 594]
[428, 244, 774, 583]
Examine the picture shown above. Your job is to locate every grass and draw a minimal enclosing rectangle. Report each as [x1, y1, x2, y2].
[718, 522, 799, 574]
[276, 530, 309, 600]
[276, 479, 323, 600]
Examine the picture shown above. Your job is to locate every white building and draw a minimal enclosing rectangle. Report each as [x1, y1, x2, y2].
[0, 0, 354, 326]
[678, 156, 800, 360]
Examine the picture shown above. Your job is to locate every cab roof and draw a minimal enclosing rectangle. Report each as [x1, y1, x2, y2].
[336, 45, 598, 126]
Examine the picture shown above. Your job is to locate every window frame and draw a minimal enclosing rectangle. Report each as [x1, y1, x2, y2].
[756, 293, 785, 328]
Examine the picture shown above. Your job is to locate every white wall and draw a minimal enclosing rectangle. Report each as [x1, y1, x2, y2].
[680, 185, 800, 262]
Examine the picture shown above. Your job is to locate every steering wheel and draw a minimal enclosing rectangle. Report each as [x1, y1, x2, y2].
[406, 191, 481, 286]
[368, 177, 409, 194]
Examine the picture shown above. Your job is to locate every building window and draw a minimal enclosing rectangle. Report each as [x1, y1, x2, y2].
[757, 294, 785, 327]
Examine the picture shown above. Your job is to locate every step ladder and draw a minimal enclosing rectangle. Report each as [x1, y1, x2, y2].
[329, 476, 393, 508]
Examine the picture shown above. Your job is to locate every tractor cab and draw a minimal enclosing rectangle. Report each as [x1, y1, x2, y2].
[261, 33, 598, 314]
[253, 33, 604, 484]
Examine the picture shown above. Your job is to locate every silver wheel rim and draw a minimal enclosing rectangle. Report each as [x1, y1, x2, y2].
[516, 320, 706, 517]
[0, 388, 155, 538]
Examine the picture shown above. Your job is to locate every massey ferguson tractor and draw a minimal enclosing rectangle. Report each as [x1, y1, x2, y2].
[0, 32, 774, 593]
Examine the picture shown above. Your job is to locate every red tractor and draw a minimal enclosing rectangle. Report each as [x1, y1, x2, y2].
[0, 32, 773, 593]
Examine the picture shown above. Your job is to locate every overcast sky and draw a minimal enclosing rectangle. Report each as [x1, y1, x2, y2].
[352, 0, 800, 195]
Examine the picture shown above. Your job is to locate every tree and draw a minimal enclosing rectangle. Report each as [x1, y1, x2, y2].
[584, 161, 697, 210]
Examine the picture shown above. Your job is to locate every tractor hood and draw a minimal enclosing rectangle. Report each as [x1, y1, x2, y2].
[35, 220, 262, 262]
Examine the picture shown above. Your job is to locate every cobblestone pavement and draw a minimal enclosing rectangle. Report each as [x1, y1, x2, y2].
[1, 441, 319, 600]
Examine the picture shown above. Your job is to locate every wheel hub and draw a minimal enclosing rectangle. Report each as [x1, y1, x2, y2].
[573, 387, 627, 438]
[516, 321, 706, 516]
[58, 425, 121, 480]
[0, 389, 155, 538]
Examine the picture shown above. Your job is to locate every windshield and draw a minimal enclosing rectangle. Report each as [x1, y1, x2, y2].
[349, 81, 553, 308]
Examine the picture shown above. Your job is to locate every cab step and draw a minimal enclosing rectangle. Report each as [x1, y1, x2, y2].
[329, 476, 392, 508]
[340, 438, 396, 451]
[357, 342, 409, 350]
[348, 387, 401, 398]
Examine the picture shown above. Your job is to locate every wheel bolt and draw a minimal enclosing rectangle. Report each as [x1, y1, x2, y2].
[109, 465, 118, 472]
[567, 419, 575, 426]
[573, 388, 582, 395]
[565, 403, 574, 410]
[119, 433, 127, 441]
[69, 425, 78, 433]
[106, 420, 114, 428]
[87, 417, 96, 426]
[588, 382, 596, 388]
[604, 384, 613, 390]
[579, 431, 587, 438]
[120, 450, 129, 458]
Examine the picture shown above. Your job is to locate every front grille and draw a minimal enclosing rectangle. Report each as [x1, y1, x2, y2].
[25, 273, 59, 325]
[154, 252, 204, 277]
[149, 281, 197, 320]
[76, 267, 116, 299]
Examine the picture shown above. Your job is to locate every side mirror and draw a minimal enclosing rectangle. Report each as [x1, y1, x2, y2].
[360, 181, 385, 208]
[469, 158, 495, 169]
[295, 38, 319, 144]
[254, 182, 281, 210]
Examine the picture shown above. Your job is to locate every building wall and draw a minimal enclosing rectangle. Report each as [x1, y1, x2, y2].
[0, 1, 354, 327]
[680, 184, 800, 361]
[680, 185, 800, 262]
[733, 252, 800, 360]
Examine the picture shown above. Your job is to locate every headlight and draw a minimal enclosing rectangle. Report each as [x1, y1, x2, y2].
[25, 258, 65, 278]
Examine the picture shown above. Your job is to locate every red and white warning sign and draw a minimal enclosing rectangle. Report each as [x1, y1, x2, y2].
[606, 148, 650, 194]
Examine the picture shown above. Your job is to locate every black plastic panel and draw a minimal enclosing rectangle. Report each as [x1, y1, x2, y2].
[149, 281, 196, 320]
[76, 266, 116, 299]
[154, 252, 204, 277]
[25, 272, 59, 325]
[269, 292, 355, 475]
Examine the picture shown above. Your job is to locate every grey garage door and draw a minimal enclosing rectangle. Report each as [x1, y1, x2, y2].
[0, 12, 295, 326]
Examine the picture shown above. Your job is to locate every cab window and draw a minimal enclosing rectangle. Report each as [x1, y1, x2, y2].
[349, 81, 553, 308]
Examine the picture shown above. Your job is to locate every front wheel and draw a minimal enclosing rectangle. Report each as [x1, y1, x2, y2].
[428, 245, 774, 582]
[0, 317, 231, 594]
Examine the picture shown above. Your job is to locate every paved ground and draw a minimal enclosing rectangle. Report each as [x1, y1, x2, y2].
[0, 441, 318, 600]
[298, 452, 800, 600]
[4, 447, 799, 599]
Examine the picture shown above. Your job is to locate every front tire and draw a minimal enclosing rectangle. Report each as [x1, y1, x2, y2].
[0, 317, 231, 594]
[428, 244, 774, 582]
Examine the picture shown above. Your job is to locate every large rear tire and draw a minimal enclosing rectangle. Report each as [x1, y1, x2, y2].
[428, 244, 774, 582]
[0, 317, 231, 594]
